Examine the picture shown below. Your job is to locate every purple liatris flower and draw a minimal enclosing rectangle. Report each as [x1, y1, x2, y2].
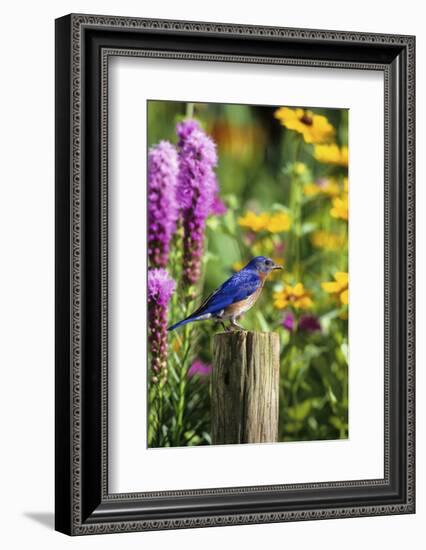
[188, 359, 212, 379]
[282, 312, 295, 332]
[148, 268, 176, 383]
[298, 314, 321, 332]
[176, 119, 218, 285]
[210, 177, 227, 215]
[148, 141, 179, 268]
[210, 195, 227, 215]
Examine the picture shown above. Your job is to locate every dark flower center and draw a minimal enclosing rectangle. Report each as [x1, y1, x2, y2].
[299, 112, 313, 126]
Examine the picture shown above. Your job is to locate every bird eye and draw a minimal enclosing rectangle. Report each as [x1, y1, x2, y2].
[265, 259, 272, 266]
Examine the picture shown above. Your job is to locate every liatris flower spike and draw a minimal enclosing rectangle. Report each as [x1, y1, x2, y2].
[176, 119, 218, 285]
[147, 141, 179, 268]
[148, 268, 176, 383]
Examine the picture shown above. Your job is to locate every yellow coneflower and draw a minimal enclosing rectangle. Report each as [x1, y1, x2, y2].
[321, 272, 349, 305]
[273, 283, 313, 310]
[274, 107, 335, 144]
[313, 143, 349, 167]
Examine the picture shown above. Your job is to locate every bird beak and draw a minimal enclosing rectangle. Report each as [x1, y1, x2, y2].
[272, 263, 284, 271]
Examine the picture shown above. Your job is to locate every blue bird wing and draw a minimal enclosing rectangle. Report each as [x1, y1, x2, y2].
[190, 270, 261, 318]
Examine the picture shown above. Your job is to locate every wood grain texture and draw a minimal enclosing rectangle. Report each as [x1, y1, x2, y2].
[211, 331, 280, 445]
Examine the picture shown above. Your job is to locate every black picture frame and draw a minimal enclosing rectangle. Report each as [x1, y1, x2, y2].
[55, 13, 415, 535]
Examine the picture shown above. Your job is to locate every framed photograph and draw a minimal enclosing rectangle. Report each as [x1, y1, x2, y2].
[55, 14, 415, 535]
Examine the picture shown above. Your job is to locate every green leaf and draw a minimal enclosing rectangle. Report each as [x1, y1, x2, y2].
[287, 399, 312, 421]
[301, 222, 317, 235]
[255, 310, 270, 332]
[224, 193, 238, 209]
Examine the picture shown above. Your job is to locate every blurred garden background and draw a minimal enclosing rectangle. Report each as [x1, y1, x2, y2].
[147, 100, 349, 448]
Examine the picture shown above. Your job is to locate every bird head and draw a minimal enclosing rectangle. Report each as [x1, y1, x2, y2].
[245, 256, 283, 274]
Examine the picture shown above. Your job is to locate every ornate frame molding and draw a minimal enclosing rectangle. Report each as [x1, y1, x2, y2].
[55, 14, 415, 535]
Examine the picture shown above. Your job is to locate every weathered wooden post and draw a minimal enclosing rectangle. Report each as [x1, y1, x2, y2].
[211, 331, 280, 444]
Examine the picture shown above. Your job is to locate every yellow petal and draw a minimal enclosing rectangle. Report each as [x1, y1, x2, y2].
[296, 296, 313, 310]
[322, 281, 340, 293]
[274, 296, 288, 309]
[238, 211, 271, 232]
[314, 143, 348, 166]
[335, 272, 348, 286]
[324, 181, 341, 197]
[340, 289, 349, 305]
[293, 283, 305, 297]
[304, 183, 320, 197]
[267, 212, 290, 233]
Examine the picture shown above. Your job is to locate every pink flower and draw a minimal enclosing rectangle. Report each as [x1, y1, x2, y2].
[188, 359, 212, 378]
[282, 312, 295, 332]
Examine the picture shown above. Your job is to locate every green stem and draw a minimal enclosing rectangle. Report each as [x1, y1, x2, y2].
[186, 102, 194, 119]
[148, 381, 164, 447]
[289, 136, 304, 281]
[174, 323, 193, 445]
[342, 222, 348, 271]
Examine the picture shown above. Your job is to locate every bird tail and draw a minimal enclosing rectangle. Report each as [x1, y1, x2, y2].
[167, 316, 194, 332]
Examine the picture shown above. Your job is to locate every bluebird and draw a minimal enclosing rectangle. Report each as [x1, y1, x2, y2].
[167, 256, 283, 332]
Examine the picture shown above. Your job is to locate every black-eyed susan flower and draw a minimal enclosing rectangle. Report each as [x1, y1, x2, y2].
[238, 211, 270, 232]
[313, 143, 348, 167]
[274, 107, 335, 144]
[266, 212, 291, 233]
[273, 283, 313, 310]
[330, 195, 348, 221]
[310, 230, 346, 251]
[238, 211, 291, 233]
[321, 272, 348, 305]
